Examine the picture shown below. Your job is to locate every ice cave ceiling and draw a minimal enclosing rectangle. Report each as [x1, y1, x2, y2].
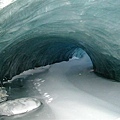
[0, 0, 120, 82]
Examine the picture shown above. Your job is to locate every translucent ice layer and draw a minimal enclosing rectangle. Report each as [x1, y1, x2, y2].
[0, 97, 41, 116]
[0, 0, 120, 82]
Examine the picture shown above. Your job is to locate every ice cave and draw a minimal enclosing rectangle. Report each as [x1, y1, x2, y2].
[0, 0, 120, 120]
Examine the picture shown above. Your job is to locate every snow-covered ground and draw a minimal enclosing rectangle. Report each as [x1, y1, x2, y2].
[2, 54, 120, 120]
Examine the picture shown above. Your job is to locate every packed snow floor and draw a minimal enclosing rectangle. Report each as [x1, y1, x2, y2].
[1, 54, 120, 120]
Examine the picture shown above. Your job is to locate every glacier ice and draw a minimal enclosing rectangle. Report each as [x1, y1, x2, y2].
[0, 97, 41, 116]
[0, 87, 8, 102]
[0, 0, 120, 83]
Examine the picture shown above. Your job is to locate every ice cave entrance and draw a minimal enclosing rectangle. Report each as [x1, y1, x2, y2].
[70, 48, 93, 71]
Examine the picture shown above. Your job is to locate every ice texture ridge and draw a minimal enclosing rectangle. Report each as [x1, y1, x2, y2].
[0, 0, 120, 82]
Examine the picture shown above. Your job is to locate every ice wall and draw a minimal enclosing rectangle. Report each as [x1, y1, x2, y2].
[0, 0, 120, 82]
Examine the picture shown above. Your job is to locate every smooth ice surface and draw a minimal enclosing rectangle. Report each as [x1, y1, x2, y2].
[1, 54, 120, 120]
[0, 97, 41, 116]
[0, 0, 120, 81]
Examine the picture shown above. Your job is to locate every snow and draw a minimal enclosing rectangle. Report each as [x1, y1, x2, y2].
[2, 54, 120, 120]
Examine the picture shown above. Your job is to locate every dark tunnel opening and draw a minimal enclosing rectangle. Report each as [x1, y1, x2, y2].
[0, 36, 93, 84]
[0, 34, 120, 85]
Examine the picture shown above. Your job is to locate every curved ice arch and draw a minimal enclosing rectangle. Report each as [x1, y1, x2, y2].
[0, 0, 120, 82]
